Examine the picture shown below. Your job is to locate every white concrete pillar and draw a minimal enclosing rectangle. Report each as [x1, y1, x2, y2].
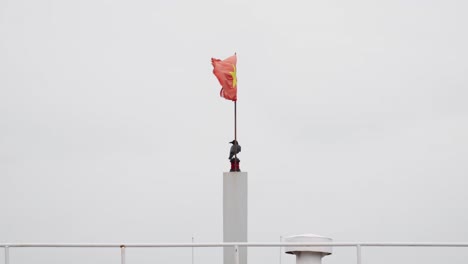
[284, 234, 332, 264]
[223, 172, 248, 264]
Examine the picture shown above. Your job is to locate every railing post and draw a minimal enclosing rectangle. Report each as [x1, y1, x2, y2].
[279, 236, 283, 264]
[234, 245, 239, 264]
[356, 245, 361, 264]
[120, 245, 126, 264]
[5, 246, 9, 264]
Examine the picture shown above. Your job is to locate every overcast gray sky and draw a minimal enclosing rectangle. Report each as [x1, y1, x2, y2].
[1, 0, 468, 264]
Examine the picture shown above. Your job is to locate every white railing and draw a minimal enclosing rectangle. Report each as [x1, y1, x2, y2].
[2, 242, 468, 264]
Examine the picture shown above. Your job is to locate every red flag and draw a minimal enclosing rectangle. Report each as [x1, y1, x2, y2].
[211, 54, 237, 101]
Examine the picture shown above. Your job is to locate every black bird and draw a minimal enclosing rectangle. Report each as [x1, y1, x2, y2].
[229, 140, 241, 160]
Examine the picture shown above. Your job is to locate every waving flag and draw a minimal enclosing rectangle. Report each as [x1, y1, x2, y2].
[211, 54, 237, 101]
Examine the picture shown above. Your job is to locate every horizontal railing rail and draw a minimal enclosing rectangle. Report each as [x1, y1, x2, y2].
[2, 242, 468, 247]
[2, 242, 468, 264]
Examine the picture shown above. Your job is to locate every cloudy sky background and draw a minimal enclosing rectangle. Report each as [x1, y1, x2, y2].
[1, 0, 468, 264]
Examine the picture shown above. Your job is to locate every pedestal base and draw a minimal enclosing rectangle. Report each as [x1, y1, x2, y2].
[230, 158, 241, 172]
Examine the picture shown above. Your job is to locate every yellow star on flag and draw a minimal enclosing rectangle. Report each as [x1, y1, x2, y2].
[230, 64, 237, 88]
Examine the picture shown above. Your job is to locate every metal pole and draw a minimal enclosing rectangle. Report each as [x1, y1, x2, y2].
[5, 246, 9, 264]
[234, 245, 239, 264]
[234, 101, 237, 142]
[120, 245, 126, 264]
[234, 101, 238, 160]
[192, 236, 194, 264]
[356, 245, 361, 264]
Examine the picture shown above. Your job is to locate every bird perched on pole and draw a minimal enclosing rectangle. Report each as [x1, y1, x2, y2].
[229, 140, 241, 160]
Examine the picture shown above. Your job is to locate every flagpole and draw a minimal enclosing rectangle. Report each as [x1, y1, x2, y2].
[234, 101, 237, 159]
